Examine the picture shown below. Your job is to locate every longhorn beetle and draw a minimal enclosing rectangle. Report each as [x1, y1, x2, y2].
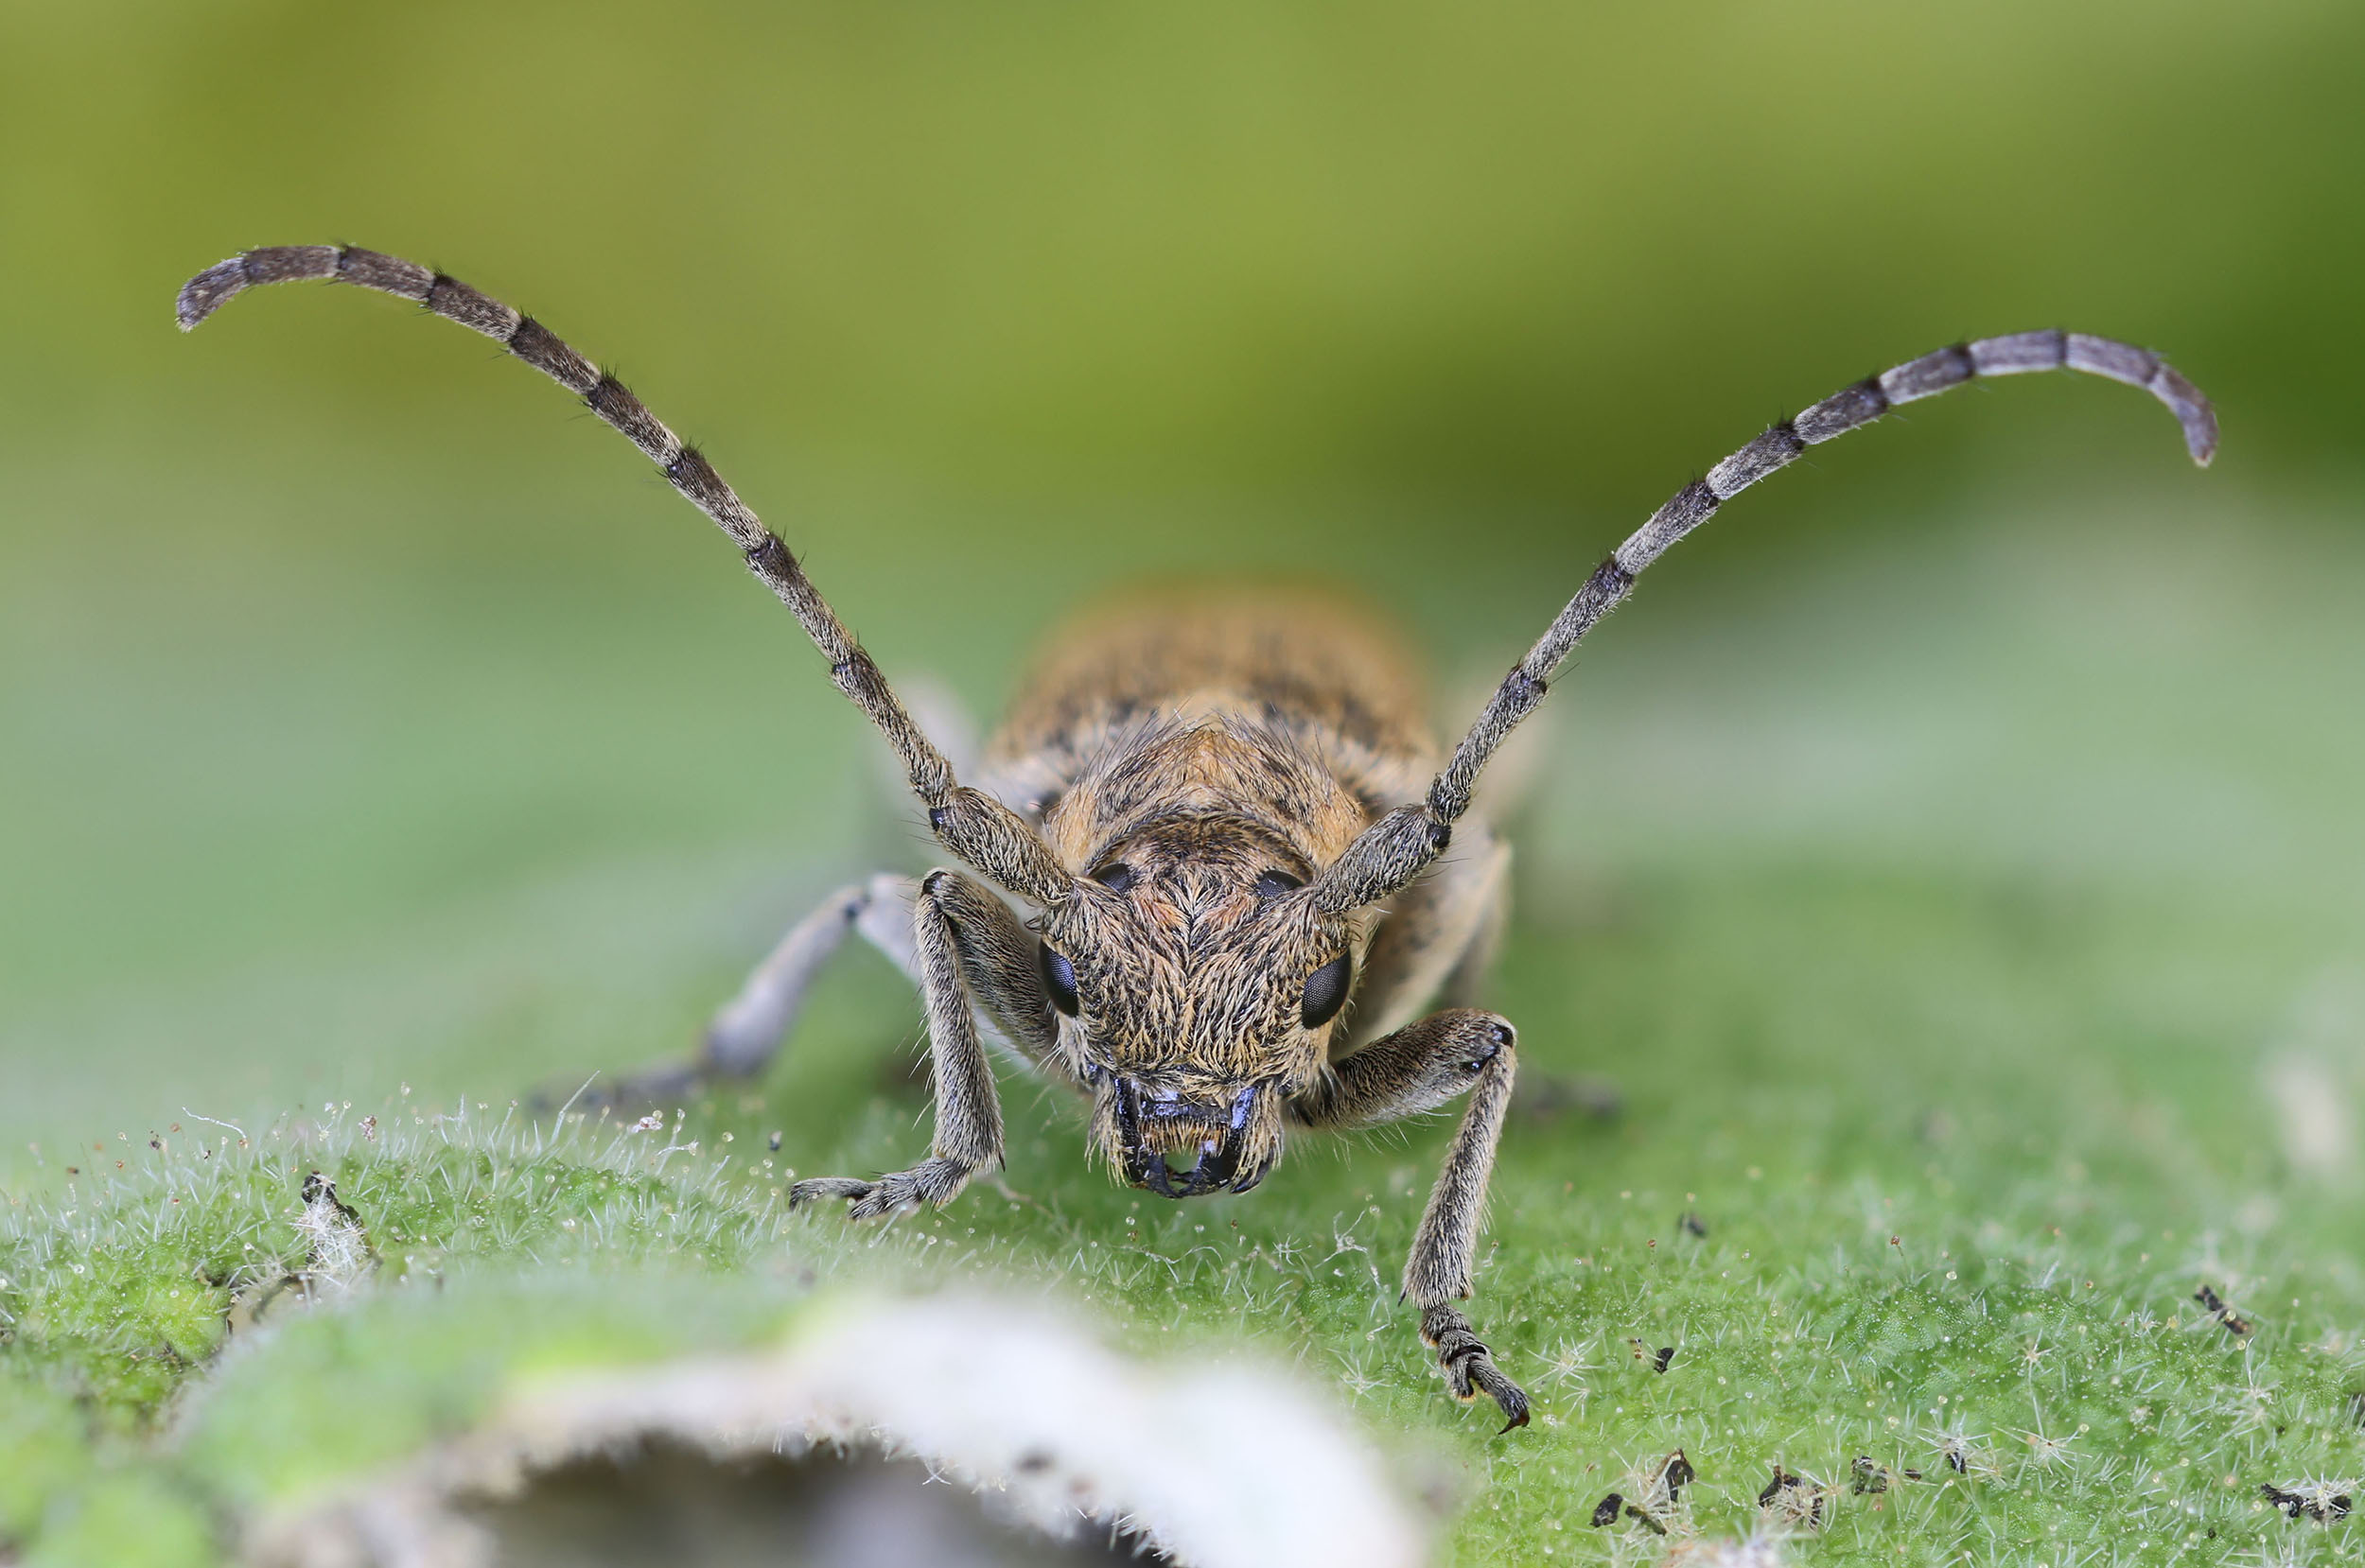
[178, 246, 2216, 1429]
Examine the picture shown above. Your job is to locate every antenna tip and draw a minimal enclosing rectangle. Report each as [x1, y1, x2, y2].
[2154, 362, 2217, 467]
[176, 256, 249, 331]
[2180, 398, 2218, 466]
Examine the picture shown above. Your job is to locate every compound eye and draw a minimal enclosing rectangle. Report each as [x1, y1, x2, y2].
[1301, 953, 1353, 1029]
[1040, 942, 1080, 1017]
[1253, 869, 1305, 898]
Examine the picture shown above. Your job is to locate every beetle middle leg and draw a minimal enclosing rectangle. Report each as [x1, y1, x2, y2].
[1289, 1008, 1529, 1429]
[587, 872, 920, 1111]
[702, 673, 1005, 1079]
[791, 868, 1063, 1219]
[700, 874, 920, 1077]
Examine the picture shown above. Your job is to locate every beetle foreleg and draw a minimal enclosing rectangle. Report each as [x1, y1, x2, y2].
[916, 870, 1065, 1068]
[1288, 1009, 1528, 1429]
[792, 869, 1052, 1219]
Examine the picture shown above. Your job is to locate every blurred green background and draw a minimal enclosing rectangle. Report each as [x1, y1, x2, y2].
[4, 0, 2361, 1176]
[7, 8, 2365, 1563]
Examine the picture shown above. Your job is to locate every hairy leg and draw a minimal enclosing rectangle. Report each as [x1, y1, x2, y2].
[1290, 1008, 1528, 1430]
[609, 853, 1063, 1114]
[915, 870, 1065, 1067]
[791, 869, 1063, 1219]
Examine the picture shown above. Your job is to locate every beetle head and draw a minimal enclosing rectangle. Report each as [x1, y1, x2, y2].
[1036, 813, 1365, 1198]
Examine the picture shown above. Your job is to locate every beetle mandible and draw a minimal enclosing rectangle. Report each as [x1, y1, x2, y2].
[178, 245, 2216, 1429]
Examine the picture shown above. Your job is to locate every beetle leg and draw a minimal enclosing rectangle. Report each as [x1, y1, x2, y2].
[703, 874, 917, 1077]
[595, 855, 1067, 1116]
[793, 868, 1056, 1219]
[579, 872, 919, 1113]
[915, 869, 1065, 1069]
[1288, 1009, 1528, 1430]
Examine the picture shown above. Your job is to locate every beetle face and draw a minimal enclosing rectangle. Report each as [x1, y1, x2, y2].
[1036, 817, 1363, 1198]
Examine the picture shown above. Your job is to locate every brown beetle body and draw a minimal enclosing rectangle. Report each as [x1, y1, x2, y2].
[983, 589, 1489, 1197]
[178, 243, 2216, 1431]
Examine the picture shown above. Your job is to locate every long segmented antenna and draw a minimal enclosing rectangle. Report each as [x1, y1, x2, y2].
[178, 245, 1069, 906]
[1314, 329, 2217, 913]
